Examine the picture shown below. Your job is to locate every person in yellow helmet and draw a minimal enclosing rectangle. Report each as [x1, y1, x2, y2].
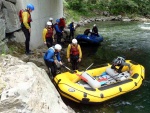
[67, 39, 82, 70]
[20, 4, 34, 55]
[42, 21, 54, 48]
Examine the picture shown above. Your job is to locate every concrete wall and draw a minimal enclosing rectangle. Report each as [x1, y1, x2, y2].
[16, 0, 63, 49]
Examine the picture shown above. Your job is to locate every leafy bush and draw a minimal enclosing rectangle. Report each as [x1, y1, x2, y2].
[64, 0, 150, 16]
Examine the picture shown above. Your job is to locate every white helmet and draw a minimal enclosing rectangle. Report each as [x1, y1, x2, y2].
[47, 21, 52, 26]
[54, 44, 62, 50]
[72, 39, 77, 44]
[93, 24, 96, 26]
[49, 17, 53, 21]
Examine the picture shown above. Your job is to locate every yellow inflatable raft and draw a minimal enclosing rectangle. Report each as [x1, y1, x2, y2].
[54, 60, 145, 104]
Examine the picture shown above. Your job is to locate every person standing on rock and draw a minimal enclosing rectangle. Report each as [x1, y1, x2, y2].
[67, 39, 82, 70]
[44, 44, 63, 78]
[54, 19, 63, 44]
[69, 21, 75, 40]
[42, 21, 54, 48]
[49, 17, 54, 29]
[20, 4, 34, 55]
[59, 16, 66, 31]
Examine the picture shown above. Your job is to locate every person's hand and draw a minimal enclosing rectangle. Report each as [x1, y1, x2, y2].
[114, 69, 118, 73]
[53, 38, 55, 42]
[44, 42, 46, 45]
[78, 58, 81, 62]
[54, 60, 58, 64]
[29, 28, 31, 33]
[68, 58, 70, 62]
[59, 61, 63, 65]
[129, 70, 132, 74]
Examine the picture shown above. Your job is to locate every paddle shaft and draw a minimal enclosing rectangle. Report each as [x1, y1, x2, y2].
[62, 65, 72, 71]
[85, 63, 94, 71]
[109, 74, 118, 81]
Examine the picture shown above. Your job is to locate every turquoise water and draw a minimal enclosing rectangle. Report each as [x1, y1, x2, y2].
[63, 21, 150, 113]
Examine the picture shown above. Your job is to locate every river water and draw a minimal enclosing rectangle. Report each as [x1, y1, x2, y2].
[63, 21, 150, 113]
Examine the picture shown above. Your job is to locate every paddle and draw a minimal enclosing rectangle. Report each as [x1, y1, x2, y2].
[62, 64, 88, 81]
[62, 64, 76, 73]
[110, 73, 118, 80]
[62, 63, 94, 82]
[85, 63, 94, 71]
[76, 63, 94, 82]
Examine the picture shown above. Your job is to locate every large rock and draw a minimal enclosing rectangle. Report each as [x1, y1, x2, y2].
[0, 55, 75, 113]
[5, 0, 16, 4]
[0, 19, 5, 41]
[0, 1, 4, 20]
[0, 0, 3, 9]
[2, 1, 20, 33]
[13, 30, 25, 43]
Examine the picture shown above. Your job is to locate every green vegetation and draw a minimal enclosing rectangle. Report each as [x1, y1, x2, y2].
[64, 0, 150, 18]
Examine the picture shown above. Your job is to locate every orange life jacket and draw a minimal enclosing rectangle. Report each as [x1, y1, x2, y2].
[70, 44, 79, 56]
[46, 28, 53, 38]
[19, 9, 32, 23]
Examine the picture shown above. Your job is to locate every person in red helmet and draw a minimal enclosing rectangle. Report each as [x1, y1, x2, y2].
[20, 4, 34, 55]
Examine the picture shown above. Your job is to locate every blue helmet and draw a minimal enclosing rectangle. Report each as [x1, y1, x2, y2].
[27, 4, 34, 11]
[56, 19, 60, 23]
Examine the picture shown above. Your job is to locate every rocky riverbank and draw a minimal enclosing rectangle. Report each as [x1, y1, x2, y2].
[72, 15, 150, 28]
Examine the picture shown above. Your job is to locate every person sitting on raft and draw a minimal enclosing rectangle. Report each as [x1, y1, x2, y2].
[84, 29, 92, 36]
[111, 56, 131, 73]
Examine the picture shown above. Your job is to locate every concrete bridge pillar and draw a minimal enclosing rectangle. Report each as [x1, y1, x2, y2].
[16, 0, 63, 48]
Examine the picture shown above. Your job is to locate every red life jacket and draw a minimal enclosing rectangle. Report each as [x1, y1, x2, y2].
[58, 18, 66, 27]
[70, 44, 79, 56]
[46, 28, 53, 38]
[19, 9, 32, 23]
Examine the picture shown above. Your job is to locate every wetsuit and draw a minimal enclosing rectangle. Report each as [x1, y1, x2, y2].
[44, 47, 61, 77]
[67, 44, 82, 70]
[21, 9, 32, 54]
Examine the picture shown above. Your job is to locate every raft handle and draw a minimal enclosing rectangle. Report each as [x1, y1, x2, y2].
[57, 79, 61, 84]
[100, 93, 104, 98]
[83, 92, 87, 97]
[134, 82, 137, 86]
[119, 87, 122, 92]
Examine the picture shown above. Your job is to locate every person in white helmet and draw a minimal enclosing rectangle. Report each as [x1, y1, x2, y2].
[111, 56, 131, 73]
[42, 21, 54, 48]
[44, 44, 63, 78]
[67, 39, 82, 70]
[91, 24, 99, 37]
[49, 17, 54, 28]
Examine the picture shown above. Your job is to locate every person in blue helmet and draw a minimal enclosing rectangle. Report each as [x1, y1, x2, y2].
[19, 4, 34, 55]
[54, 19, 63, 44]
[44, 44, 63, 78]
[111, 56, 131, 73]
